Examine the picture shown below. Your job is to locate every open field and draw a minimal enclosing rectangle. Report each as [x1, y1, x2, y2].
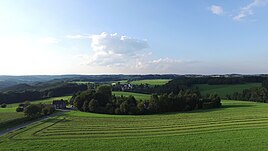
[0, 96, 72, 131]
[130, 79, 171, 85]
[6, 95, 72, 108]
[0, 112, 25, 131]
[2, 100, 268, 150]
[194, 83, 261, 98]
[112, 91, 150, 100]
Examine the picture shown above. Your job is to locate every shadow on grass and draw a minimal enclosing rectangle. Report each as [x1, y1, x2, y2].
[188, 103, 256, 114]
[221, 104, 255, 109]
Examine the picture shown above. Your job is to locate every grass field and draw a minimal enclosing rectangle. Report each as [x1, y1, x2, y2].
[0, 96, 72, 131]
[130, 79, 171, 85]
[194, 83, 261, 98]
[2, 100, 268, 150]
[112, 91, 150, 100]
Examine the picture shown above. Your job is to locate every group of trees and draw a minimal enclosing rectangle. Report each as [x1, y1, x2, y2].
[16, 102, 55, 119]
[0, 83, 87, 104]
[72, 85, 221, 115]
[227, 79, 268, 103]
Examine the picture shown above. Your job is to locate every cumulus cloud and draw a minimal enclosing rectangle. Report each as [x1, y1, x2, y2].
[209, 5, 224, 15]
[87, 32, 149, 67]
[76, 32, 200, 73]
[233, 0, 268, 21]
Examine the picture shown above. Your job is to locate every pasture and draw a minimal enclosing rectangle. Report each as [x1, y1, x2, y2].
[2, 100, 268, 150]
[194, 83, 261, 98]
[0, 96, 72, 131]
[130, 79, 171, 85]
[112, 91, 150, 100]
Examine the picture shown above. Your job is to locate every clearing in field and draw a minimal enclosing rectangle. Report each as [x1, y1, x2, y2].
[112, 91, 150, 100]
[130, 79, 171, 85]
[2, 100, 268, 151]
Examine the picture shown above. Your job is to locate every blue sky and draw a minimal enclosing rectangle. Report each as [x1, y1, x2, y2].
[0, 0, 268, 75]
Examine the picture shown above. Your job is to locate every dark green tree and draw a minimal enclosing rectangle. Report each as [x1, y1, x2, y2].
[24, 104, 42, 119]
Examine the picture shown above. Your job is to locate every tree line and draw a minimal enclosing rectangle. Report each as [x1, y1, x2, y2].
[71, 85, 221, 115]
[227, 79, 268, 102]
[112, 76, 267, 95]
[0, 83, 87, 104]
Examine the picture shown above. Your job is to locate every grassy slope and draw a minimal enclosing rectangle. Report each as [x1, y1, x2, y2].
[2, 100, 268, 150]
[194, 83, 261, 98]
[130, 79, 171, 85]
[0, 96, 72, 131]
[112, 91, 150, 100]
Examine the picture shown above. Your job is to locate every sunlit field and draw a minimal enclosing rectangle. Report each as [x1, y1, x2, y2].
[194, 83, 261, 98]
[0, 96, 72, 131]
[2, 100, 268, 151]
[130, 79, 171, 86]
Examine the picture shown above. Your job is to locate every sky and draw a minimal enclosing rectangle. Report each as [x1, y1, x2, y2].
[0, 0, 268, 75]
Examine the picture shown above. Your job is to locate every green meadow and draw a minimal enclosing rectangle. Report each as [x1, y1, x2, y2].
[0, 96, 72, 131]
[112, 91, 150, 100]
[194, 83, 261, 98]
[1, 100, 268, 151]
[130, 79, 171, 85]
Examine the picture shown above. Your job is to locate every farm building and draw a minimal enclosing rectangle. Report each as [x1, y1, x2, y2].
[52, 100, 66, 109]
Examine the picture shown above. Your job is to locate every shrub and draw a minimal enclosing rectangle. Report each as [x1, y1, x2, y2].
[16, 107, 24, 112]
[24, 104, 42, 119]
[42, 105, 55, 115]
[1, 103, 7, 108]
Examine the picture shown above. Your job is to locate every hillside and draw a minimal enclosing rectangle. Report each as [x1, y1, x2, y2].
[2, 100, 268, 150]
[194, 83, 261, 98]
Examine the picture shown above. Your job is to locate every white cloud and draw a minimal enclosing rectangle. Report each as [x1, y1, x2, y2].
[76, 32, 203, 73]
[87, 32, 149, 68]
[209, 5, 224, 15]
[38, 37, 59, 45]
[233, 0, 268, 21]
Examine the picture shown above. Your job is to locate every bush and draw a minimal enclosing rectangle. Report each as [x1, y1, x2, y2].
[16, 107, 24, 112]
[1, 103, 7, 108]
[24, 104, 42, 119]
[42, 105, 55, 115]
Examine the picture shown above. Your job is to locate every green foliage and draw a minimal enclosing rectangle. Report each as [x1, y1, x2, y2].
[24, 104, 55, 119]
[0, 83, 87, 104]
[1, 103, 7, 108]
[195, 83, 261, 98]
[72, 85, 221, 115]
[262, 79, 268, 89]
[24, 104, 42, 119]
[88, 99, 99, 113]
[229, 87, 268, 103]
[42, 105, 55, 116]
[16, 107, 24, 112]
